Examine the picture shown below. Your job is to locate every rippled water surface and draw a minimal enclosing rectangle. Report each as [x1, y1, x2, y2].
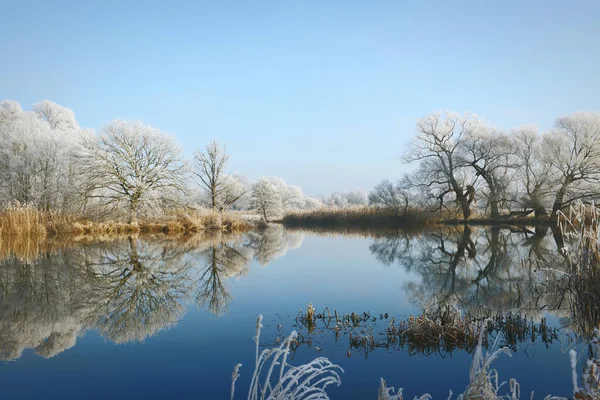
[0, 226, 584, 398]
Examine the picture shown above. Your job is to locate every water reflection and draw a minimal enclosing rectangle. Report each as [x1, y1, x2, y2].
[369, 226, 573, 319]
[87, 237, 193, 344]
[195, 240, 252, 316]
[1, 224, 594, 364]
[0, 226, 304, 360]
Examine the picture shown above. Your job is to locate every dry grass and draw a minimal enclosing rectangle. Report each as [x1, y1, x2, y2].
[0, 205, 48, 239]
[283, 206, 435, 229]
[0, 205, 254, 239]
[556, 202, 600, 339]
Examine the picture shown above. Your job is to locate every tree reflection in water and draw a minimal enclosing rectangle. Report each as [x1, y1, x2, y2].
[369, 225, 575, 320]
[87, 237, 193, 344]
[0, 227, 304, 360]
[1, 224, 590, 362]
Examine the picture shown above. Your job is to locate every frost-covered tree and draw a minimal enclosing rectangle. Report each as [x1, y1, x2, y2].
[345, 190, 369, 206]
[510, 126, 553, 217]
[405, 111, 479, 219]
[458, 125, 513, 219]
[250, 178, 283, 222]
[79, 120, 187, 223]
[218, 174, 250, 210]
[323, 192, 349, 208]
[0, 100, 86, 211]
[33, 100, 79, 131]
[544, 112, 600, 214]
[267, 177, 304, 210]
[194, 140, 246, 210]
[369, 179, 410, 220]
[302, 197, 323, 210]
[319, 190, 369, 208]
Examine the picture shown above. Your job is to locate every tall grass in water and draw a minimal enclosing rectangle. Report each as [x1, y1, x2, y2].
[283, 206, 434, 229]
[0, 204, 47, 238]
[556, 201, 600, 339]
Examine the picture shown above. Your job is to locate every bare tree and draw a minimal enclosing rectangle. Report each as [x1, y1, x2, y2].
[459, 126, 513, 219]
[194, 140, 248, 211]
[544, 112, 600, 214]
[510, 126, 553, 217]
[369, 179, 409, 220]
[80, 120, 187, 223]
[405, 111, 478, 219]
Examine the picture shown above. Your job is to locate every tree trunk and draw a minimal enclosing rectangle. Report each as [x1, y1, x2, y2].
[552, 179, 572, 216]
[129, 198, 139, 224]
[457, 192, 471, 219]
[477, 169, 499, 219]
[489, 195, 500, 219]
[533, 205, 547, 218]
[211, 186, 217, 210]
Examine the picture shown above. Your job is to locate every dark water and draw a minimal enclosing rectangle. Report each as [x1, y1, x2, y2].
[0, 226, 585, 398]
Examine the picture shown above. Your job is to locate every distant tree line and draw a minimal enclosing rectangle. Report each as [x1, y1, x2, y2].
[3, 100, 597, 224]
[0, 100, 344, 223]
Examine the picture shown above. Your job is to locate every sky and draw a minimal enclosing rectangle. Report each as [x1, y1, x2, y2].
[1, 0, 599, 196]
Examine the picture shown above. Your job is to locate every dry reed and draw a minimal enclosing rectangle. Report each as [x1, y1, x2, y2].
[556, 202, 600, 339]
[283, 206, 435, 229]
[0, 205, 254, 239]
[0, 204, 48, 239]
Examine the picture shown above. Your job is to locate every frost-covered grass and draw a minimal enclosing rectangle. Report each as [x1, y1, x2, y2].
[231, 315, 343, 400]
[234, 315, 599, 399]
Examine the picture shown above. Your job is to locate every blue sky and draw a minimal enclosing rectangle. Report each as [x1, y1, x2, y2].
[1, 0, 599, 195]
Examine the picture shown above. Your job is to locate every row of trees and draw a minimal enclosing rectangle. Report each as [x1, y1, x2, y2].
[4, 100, 597, 223]
[370, 111, 600, 219]
[0, 100, 326, 223]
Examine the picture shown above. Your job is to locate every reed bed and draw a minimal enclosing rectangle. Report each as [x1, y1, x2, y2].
[282, 206, 435, 229]
[556, 202, 600, 339]
[0, 205, 254, 239]
[0, 205, 48, 238]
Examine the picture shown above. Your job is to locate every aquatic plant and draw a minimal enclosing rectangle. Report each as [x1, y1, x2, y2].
[293, 304, 557, 358]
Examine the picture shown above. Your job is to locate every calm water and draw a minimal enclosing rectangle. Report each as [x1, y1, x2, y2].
[0, 226, 583, 398]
